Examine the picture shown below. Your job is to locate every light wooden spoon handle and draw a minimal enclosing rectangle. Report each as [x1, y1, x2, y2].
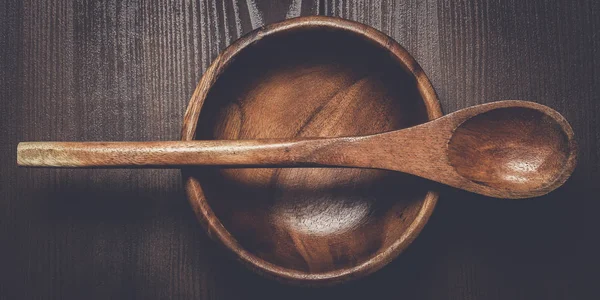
[16, 139, 368, 168]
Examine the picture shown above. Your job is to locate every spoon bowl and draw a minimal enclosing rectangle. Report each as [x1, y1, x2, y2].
[448, 106, 572, 195]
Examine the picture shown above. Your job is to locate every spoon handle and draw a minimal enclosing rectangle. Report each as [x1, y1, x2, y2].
[17, 139, 361, 168]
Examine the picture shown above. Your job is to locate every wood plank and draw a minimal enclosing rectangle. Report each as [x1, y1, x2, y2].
[2, 0, 598, 299]
[324, 1, 599, 299]
[1, 1, 318, 299]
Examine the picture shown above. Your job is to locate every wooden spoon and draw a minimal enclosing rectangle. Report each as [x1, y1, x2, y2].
[17, 100, 577, 199]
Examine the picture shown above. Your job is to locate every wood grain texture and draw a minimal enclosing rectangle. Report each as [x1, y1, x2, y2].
[322, 0, 598, 299]
[182, 16, 442, 285]
[1, 0, 598, 299]
[1, 0, 317, 299]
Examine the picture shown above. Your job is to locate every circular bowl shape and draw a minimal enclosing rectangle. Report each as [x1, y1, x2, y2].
[181, 16, 442, 285]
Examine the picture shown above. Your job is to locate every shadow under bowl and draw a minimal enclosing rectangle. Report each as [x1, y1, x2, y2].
[181, 16, 442, 285]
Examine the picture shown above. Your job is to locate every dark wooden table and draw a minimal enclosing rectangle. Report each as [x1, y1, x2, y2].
[1, 1, 598, 299]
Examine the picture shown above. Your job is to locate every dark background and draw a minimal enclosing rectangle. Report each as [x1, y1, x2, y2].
[1, 0, 598, 299]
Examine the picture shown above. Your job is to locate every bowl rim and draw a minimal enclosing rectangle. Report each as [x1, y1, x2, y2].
[180, 15, 443, 286]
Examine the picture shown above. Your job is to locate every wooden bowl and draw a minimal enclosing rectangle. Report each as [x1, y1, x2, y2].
[181, 16, 442, 285]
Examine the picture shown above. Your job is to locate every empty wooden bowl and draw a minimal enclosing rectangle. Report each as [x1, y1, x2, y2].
[181, 16, 442, 285]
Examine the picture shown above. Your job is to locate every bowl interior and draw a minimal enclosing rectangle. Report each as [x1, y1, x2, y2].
[190, 27, 435, 275]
